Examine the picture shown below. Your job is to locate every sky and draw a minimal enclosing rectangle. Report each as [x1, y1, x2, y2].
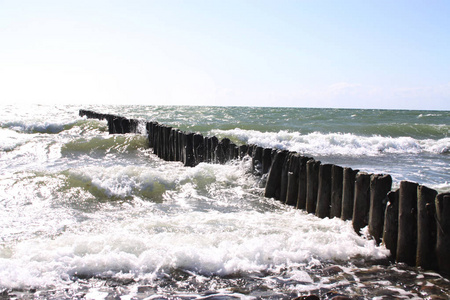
[0, 0, 449, 110]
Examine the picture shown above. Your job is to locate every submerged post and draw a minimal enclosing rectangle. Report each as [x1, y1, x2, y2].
[252, 146, 263, 175]
[279, 152, 293, 203]
[264, 150, 288, 200]
[416, 185, 438, 270]
[286, 153, 301, 206]
[296, 156, 310, 210]
[306, 159, 321, 214]
[397, 180, 419, 266]
[193, 133, 204, 165]
[330, 165, 343, 218]
[368, 174, 392, 244]
[341, 167, 359, 221]
[436, 193, 450, 276]
[316, 164, 333, 218]
[262, 148, 272, 175]
[382, 190, 399, 260]
[184, 132, 195, 167]
[352, 172, 371, 234]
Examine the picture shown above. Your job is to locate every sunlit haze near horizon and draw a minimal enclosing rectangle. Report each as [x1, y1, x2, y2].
[1, 0, 449, 110]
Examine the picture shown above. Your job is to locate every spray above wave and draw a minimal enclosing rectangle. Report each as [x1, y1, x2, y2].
[211, 128, 450, 156]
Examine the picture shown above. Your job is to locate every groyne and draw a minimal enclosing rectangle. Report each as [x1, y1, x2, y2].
[79, 109, 450, 276]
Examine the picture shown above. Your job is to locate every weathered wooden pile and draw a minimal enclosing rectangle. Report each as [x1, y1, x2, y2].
[79, 109, 450, 276]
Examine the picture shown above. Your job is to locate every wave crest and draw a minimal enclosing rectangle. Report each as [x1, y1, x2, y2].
[211, 128, 450, 156]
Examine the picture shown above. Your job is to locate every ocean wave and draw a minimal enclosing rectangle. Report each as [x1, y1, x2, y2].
[0, 128, 32, 151]
[0, 208, 388, 289]
[0, 117, 110, 136]
[210, 128, 450, 156]
[59, 160, 258, 204]
[356, 123, 449, 139]
[0, 120, 73, 134]
[63, 165, 177, 201]
[61, 134, 149, 157]
[417, 113, 445, 118]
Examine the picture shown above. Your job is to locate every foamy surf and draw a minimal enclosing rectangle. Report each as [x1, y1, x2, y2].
[0, 104, 449, 299]
[210, 128, 450, 156]
[0, 198, 389, 289]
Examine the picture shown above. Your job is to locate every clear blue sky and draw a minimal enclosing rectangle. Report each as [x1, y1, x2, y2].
[1, 0, 449, 110]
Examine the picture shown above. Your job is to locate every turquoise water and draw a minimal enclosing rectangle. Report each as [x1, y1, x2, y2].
[0, 104, 449, 299]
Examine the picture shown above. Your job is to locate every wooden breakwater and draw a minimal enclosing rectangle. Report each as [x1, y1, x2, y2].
[79, 109, 450, 276]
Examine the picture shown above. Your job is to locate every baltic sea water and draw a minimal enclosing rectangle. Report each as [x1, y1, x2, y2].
[0, 104, 449, 299]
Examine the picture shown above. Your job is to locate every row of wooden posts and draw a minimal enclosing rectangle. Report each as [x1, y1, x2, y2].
[79, 109, 450, 276]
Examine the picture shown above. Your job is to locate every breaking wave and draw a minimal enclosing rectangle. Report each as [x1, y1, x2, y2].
[211, 128, 450, 156]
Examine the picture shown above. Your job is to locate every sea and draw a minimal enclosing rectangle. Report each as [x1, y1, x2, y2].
[0, 104, 449, 299]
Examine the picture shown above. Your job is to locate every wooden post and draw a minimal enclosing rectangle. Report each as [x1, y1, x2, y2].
[436, 193, 450, 276]
[316, 164, 333, 218]
[129, 118, 137, 133]
[279, 152, 293, 204]
[286, 153, 300, 206]
[416, 185, 438, 270]
[153, 124, 161, 156]
[159, 125, 166, 159]
[112, 117, 123, 134]
[106, 115, 114, 134]
[165, 126, 172, 160]
[262, 148, 272, 175]
[163, 126, 171, 160]
[173, 129, 180, 162]
[306, 159, 321, 214]
[228, 143, 238, 161]
[178, 131, 184, 163]
[246, 144, 254, 157]
[121, 117, 131, 133]
[264, 150, 288, 200]
[215, 138, 230, 164]
[147, 122, 153, 148]
[397, 180, 418, 266]
[184, 132, 195, 167]
[368, 174, 392, 244]
[341, 167, 359, 221]
[234, 145, 239, 160]
[168, 128, 175, 161]
[296, 156, 310, 210]
[193, 133, 204, 165]
[352, 172, 371, 234]
[151, 123, 158, 153]
[154, 124, 161, 156]
[204, 136, 210, 163]
[252, 147, 263, 175]
[173, 128, 178, 161]
[383, 190, 399, 260]
[330, 165, 344, 218]
[239, 144, 248, 159]
[210, 136, 218, 163]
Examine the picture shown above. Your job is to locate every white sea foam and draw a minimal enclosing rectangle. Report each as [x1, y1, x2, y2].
[210, 128, 450, 156]
[0, 162, 389, 290]
[0, 209, 389, 289]
[0, 128, 32, 151]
